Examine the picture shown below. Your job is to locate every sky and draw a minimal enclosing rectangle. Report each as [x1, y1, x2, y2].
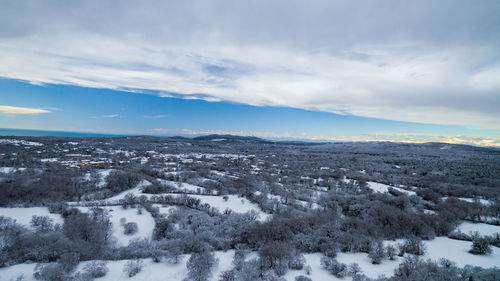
[0, 0, 499, 146]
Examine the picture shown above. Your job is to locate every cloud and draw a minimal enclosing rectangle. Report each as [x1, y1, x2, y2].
[307, 133, 500, 147]
[0, 1, 499, 128]
[144, 114, 167, 119]
[102, 114, 120, 118]
[0, 105, 51, 115]
[148, 128, 500, 147]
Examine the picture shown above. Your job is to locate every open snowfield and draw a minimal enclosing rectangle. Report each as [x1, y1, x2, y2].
[157, 179, 206, 193]
[442, 197, 492, 206]
[151, 204, 177, 215]
[0, 207, 63, 228]
[284, 253, 341, 281]
[0, 139, 43, 146]
[0, 262, 37, 281]
[177, 194, 271, 221]
[1, 239, 499, 281]
[425, 237, 500, 268]
[103, 187, 147, 203]
[99, 180, 153, 203]
[98, 183, 269, 221]
[77, 205, 155, 247]
[456, 221, 500, 236]
[40, 158, 58, 163]
[0, 251, 235, 281]
[384, 236, 500, 268]
[367, 182, 417, 196]
[97, 169, 114, 188]
[0, 167, 26, 174]
[336, 252, 400, 279]
[284, 252, 399, 281]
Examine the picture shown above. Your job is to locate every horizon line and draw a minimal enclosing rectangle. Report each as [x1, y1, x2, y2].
[1, 127, 498, 149]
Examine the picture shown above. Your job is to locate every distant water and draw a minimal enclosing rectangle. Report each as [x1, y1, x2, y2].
[0, 128, 129, 138]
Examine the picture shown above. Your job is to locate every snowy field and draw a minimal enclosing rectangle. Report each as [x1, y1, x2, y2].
[157, 179, 206, 193]
[424, 237, 500, 268]
[383, 236, 500, 269]
[1, 238, 499, 281]
[151, 204, 177, 215]
[86, 181, 268, 222]
[0, 263, 37, 281]
[442, 196, 492, 206]
[367, 182, 417, 196]
[0, 251, 235, 281]
[0, 207, 64, 228]
[284, 253, 343, 281]
[284, 252, 400, 281]
[456, 221, 500, 236]
[98, 180, 153, 203]
[179, 194, 271, 221]
[1, 167, 15, 173]
[97, 169, 114, 188]
[102, 186, 270, 221]
[77, 206, 155, 247]
[0, 139, 43, 146]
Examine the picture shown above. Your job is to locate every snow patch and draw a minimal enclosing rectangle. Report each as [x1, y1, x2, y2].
[0, 207, 64, 228]
[455, 221, 500, 237]
[0, 139, 43, 146]
[77, 205, 155, 247]
[425, 237, 500, 268]
[367, 182, 416, 196]
[157, 179, 206, 193]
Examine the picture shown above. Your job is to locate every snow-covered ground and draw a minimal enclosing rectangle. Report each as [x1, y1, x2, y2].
[284, 253, 341, 281]
[295, 199, 321, 210]
[337, 252, 400, 279]
[100, 180, 153, 203]
[384, 236, 500, 269]
[97, 169, 114, 188]
[1, 238, 499, 281]
[442, 197, 492, 206]
[425, 237, 500, 268]
[157, 179, 206, 193]
[367, 182, 417, 196]
[455, 221, 500, 237]
[0, 262, 37, 281]
[77, 205, 155, 247]
[103, 187, 146, 203]
[0, 207, 64, 228]
[0, 167, 17, 173]
[151, 204, 177, 215]
[284, 252, 400, 281]
[0, 139, 43, 146]
[0, 251, 235, 281]
[40, 158, 58, 163]
[0, 167, 26, 174]
[181, 194, 271, 221]
[102, 188, 270, 221]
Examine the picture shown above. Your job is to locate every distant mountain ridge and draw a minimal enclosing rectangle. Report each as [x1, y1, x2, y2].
[1, 128, 497, 149]
[192, 134, 272, 143]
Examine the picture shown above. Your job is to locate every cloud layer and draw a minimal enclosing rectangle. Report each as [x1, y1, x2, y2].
[0, 105, 50, 115]
[0, 0, 499, 128]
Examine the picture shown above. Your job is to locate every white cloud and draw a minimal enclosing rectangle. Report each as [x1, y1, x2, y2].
[144, 114, 167, 119]
[102, 114, 120, 118]
[0, 105, 51, 115]
[307, 133, 500, 147]
[148, 128, 500, 147]
[0, 1, 498, 129]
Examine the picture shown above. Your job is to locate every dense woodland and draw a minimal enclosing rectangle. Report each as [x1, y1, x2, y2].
[0, 135, 499, 281]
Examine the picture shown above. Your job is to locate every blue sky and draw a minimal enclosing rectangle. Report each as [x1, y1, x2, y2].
[1, 79, 498, 145]
[0, 0, 499, 145]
